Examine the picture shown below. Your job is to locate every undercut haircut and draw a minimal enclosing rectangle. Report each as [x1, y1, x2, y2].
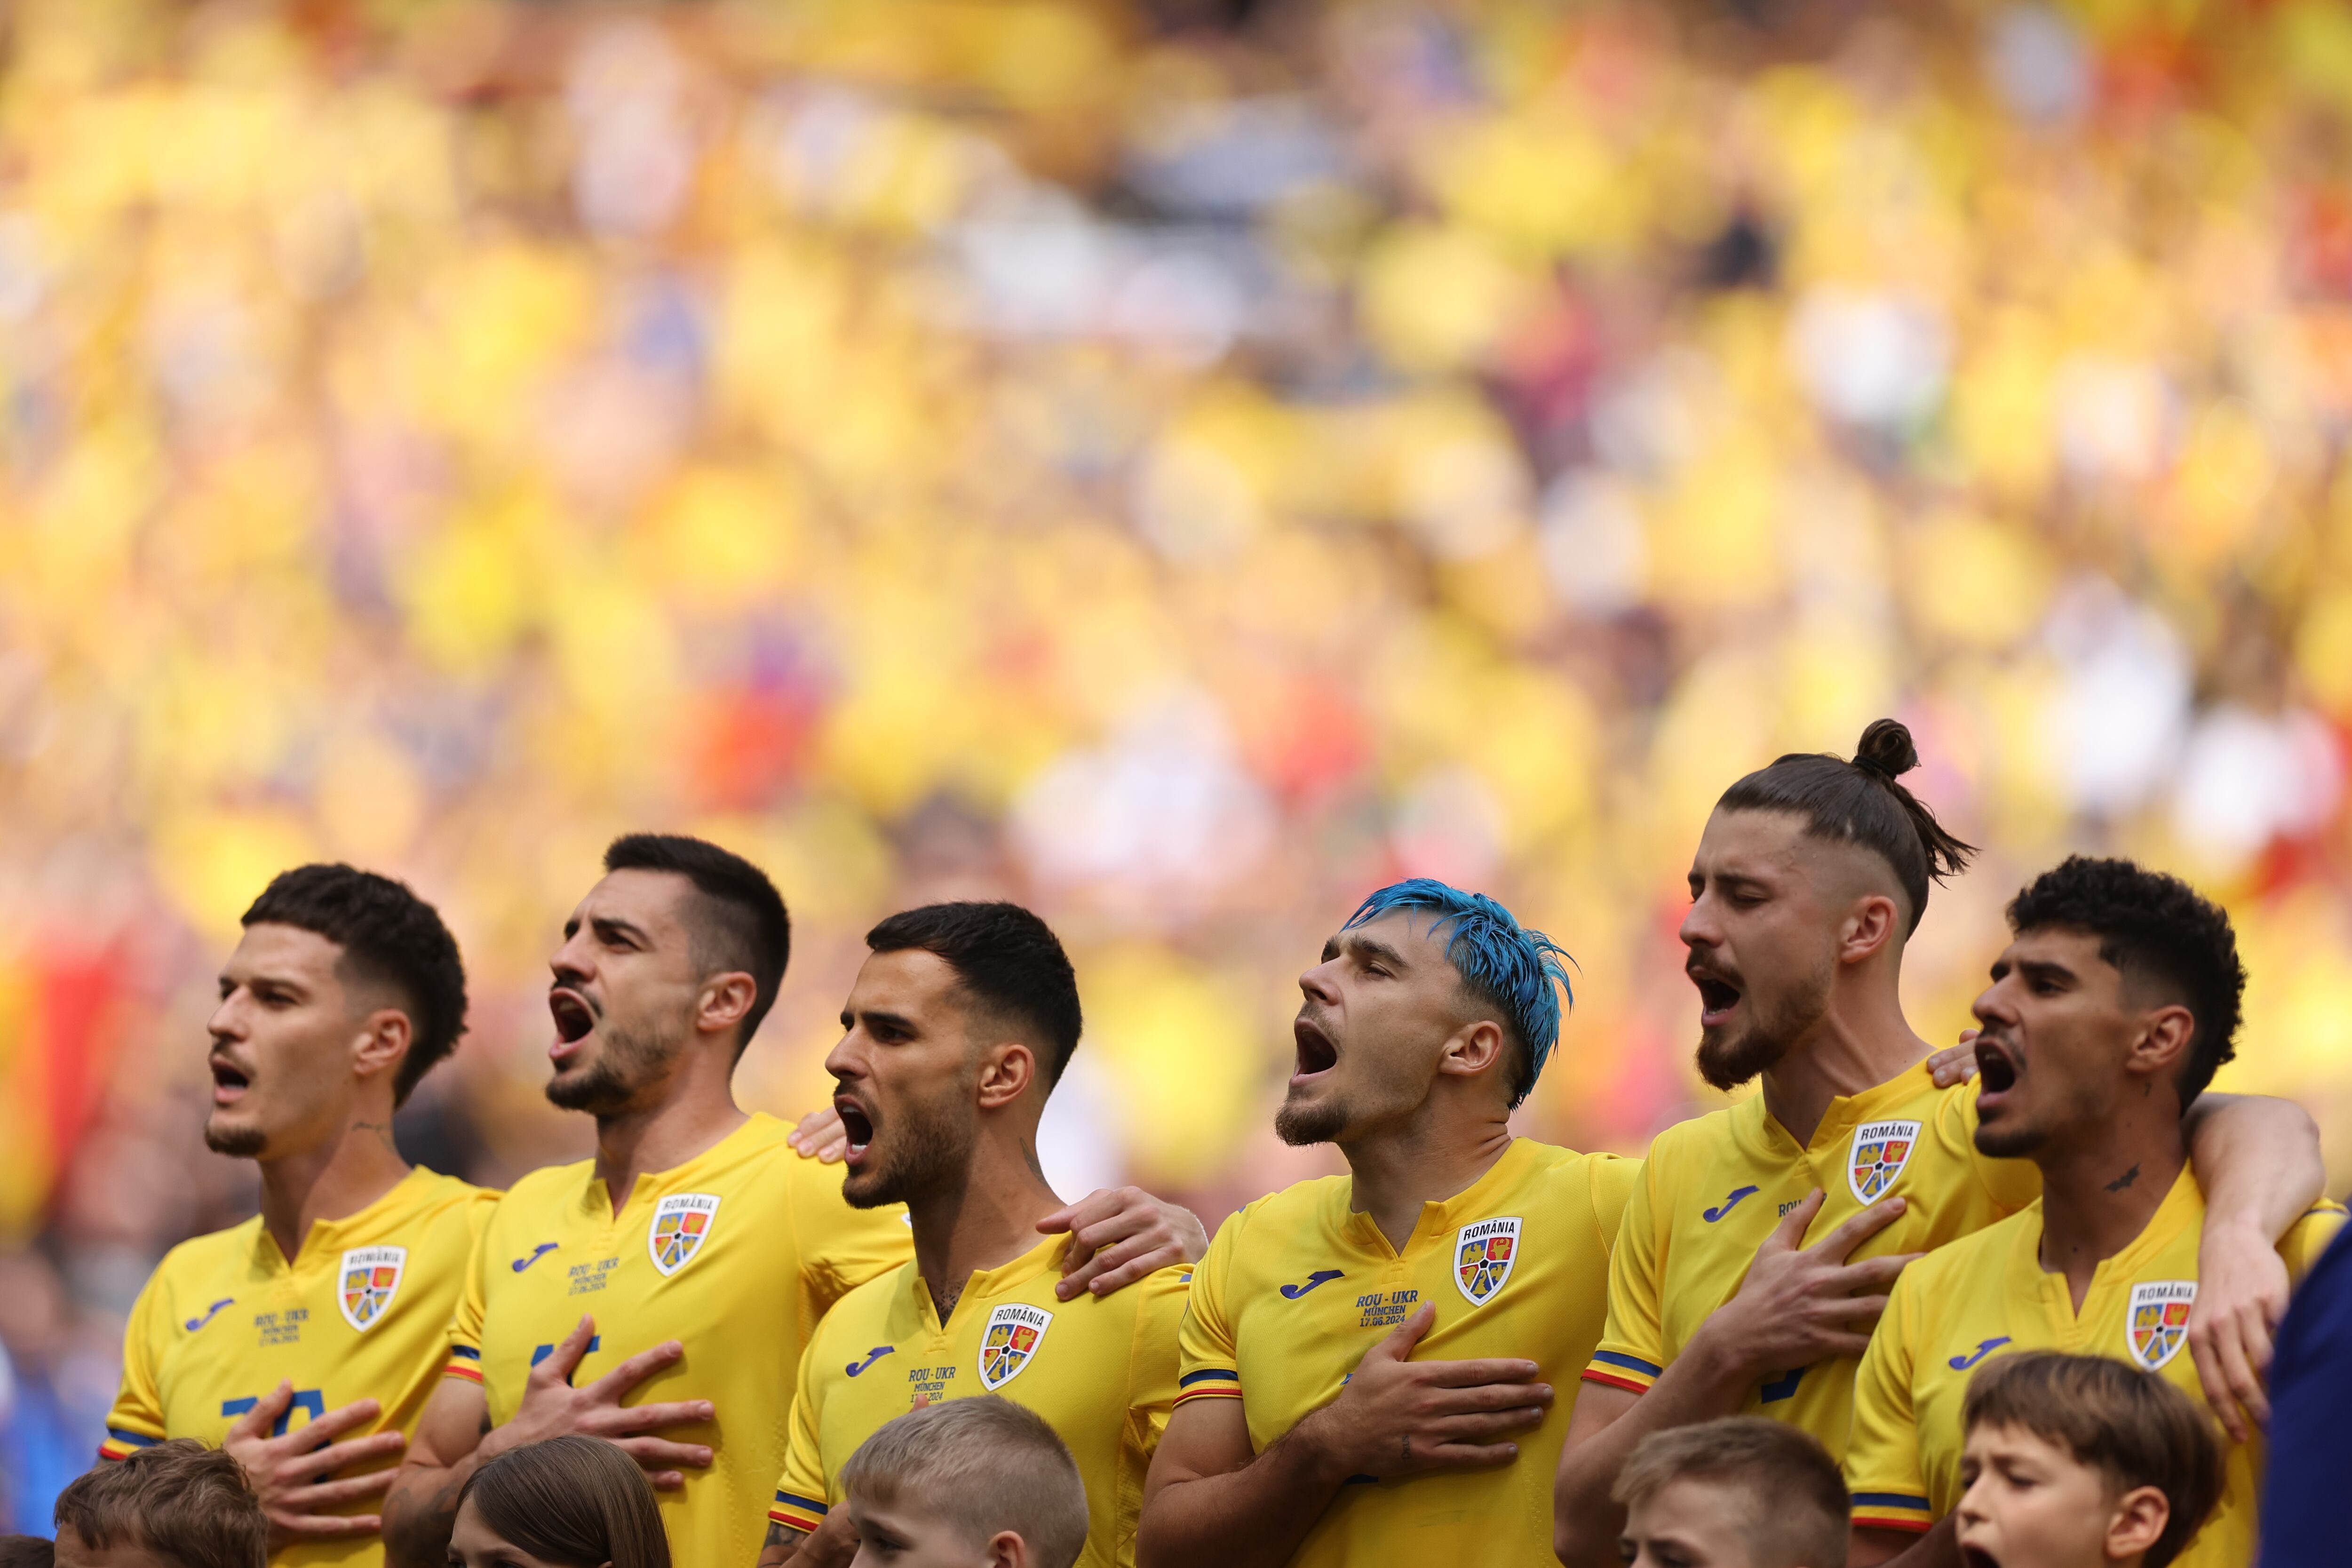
[865, 902, 1082, 1086]
[840, 1397, 1088, 1568]
[604, 834, 790, 1059]
[1613, 1417, 1848, 1568]
[457, 1435, 672, 1568]
[242, 864, 468, 1107]
[1343, 878, 1573, 1109]
[1965, 1352, 2224, 1568]
[56, 1439, 267, 1568]
[1718, 717, 1976, 934]
[2005, 856, 2245, 1106]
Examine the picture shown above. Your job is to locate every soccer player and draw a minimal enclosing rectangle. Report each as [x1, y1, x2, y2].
[1136, 879, 1634, 1568]
[1550, 723, 2326, 1568]
[760, 902, 1191, 1568]
[1844, 858, 2341, 1567]
[384, 836, 1201, 1568]
[100, 865, 492, 1568]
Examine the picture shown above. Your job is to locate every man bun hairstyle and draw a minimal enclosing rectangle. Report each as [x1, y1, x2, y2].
[1342, 878, 1574, 1109]
[55, 1439, 268, 1568]
[456, 1434, 672, 1568]
[242, 864, 468, 1107]
[1964, 1352, 2224, 1568]
[866, 902, 1082, 1087]
[2005, 857, 2246, 1106]
[603, 834, 790, 1059]
[1718, 717, 1976, 934]
[1613, 1416, 1849, 1568]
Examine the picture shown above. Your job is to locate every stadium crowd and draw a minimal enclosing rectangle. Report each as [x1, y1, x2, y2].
[8, 0, 2352, 1562]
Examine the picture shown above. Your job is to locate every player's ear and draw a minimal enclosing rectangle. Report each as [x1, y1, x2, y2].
[696, 971, 757, 1039]
[352, 1008, 411, 1083]
[1437, 1018, 1507, 1081]
[2105, 1484, 2169, 1558]
[2127, 1003, 2196, 1083]
[975, 1040, 1037, 1111]
[1838, 890, 1901, 966]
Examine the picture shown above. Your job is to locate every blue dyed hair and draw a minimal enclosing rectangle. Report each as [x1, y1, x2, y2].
[1342, 878, 1574, 1108]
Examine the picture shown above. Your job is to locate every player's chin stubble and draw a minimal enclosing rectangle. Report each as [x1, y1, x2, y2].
[1693, 961, 1832, 1090]
[204, 1121, 267, 1157]
[844, 1096, 974, 1210]
[545, 1020, 673, 1115]
[1273, 1092, 1349, 1147]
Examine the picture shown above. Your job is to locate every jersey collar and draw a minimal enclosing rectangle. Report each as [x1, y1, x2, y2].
[252, 1165, 435, 1274]
[2015, 1160, 2200, 1316]
[582, 1111, 779, 1221]
[908, 1234, 1066, 1335]
[1338, 1135, 1536, 1259]
[1749, 1059, 1943, 1158]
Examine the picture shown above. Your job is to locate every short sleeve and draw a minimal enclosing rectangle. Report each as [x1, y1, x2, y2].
[769, 1335, 831, 1534]
[99, 1267, 171, 1460]
[1174, 1212, 1244, 1410]
[1844, 1274, 1933, 1534]
[1587, 1154, 1644, 1252]
[1583, 1158, 1667, 1395]
[444, 1207, 489, 1385]
[2281, 1202, 2349, 1282]
[790, 1155, 915, 1319]
[1128, 1265, 1191, 1435]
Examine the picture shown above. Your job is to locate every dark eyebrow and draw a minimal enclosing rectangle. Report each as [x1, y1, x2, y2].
[1344, 934, 1411, 971]
[856, 1008, 919, 1036]
[2017, 958, 2077, 987]
[591, 915, 652, 947]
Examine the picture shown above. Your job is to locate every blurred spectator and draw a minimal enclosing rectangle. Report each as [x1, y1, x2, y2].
[448, 1437, 669, 1568]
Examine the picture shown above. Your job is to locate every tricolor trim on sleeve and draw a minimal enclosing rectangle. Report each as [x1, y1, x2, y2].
[444, 1345, 485, 1384]
[1175, 1368, 1242, 1405]
[1580, 1350, 1661, 1395]
[98, 1427, 162, 1461]
[768, 1491, 829, 1532]
[1851, 1492, 1934, 1533]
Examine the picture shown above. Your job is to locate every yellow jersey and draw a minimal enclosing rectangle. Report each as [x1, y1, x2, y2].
[1585, 1063, 2040, 1459]
[447, 1114, 912, 1568]
[102, 1167, 499, 1568]
[771, 1237, 1189, 1568]
[1846, 1165, 2343, 1565]
[1179, 1138, 1640, 1568]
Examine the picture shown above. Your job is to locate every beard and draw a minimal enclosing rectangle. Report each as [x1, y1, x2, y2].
[1273, 1089, 1351, 1147]
[1693, 956, 1834, 1091]
[204, 1120, 267, 1157]
[842, 1090, 976, 1210]
[1972, 1114, 2046, 1161]
[546, 1019, 677, 1115]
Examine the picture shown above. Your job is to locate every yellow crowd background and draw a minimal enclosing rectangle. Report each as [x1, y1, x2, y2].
[5, 0, 2352, 1519]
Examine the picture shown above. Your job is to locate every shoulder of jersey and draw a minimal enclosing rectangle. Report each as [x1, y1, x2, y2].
[808, 1259, 914, 1347]
[1893, 1200, 2023, 1294]
[155, 1213, 268, 1276]
[414, 1170, 505, 1209]
[1221, 1173, 1350, 1235]
[498, 1156, 594, 1207]
[1638, 1103, 1748, 1178]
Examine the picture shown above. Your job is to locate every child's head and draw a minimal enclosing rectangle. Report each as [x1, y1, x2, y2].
[1613, 1417, 1849, 1568]
[51, 1441, 265, 1568]
[1959, 1352, 2224, 1568]
[451, 1434, 673, 1568]
[837, 1397, 1088, 1568]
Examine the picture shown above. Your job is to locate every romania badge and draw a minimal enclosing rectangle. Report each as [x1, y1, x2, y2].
[1454, 1216, 1522, 1306]
[1847, 1120, 1922, 1203]
[978, 1303, 1052, 1390]
[338, 1246, 406, 1333]
[2126, 1281, 2196, 1372]
[648, 1194, 720, 1277]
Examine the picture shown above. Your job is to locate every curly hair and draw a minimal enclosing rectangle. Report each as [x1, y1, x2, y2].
[1342, 878, 1574, 1109]
[2005, 856, 2246, 1105]
[243, 864, 468, 1106]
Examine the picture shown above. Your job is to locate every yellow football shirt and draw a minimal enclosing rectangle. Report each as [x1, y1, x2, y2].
[1584, 1063, 2041, 1459]
[102, 1168, 499, 1568]
[1846, 1166, 2344, 1565]
[770, 1237, 1189, 1568]
[1179, 1138, 1640, 1568]
[447, 1114, 912, 1568]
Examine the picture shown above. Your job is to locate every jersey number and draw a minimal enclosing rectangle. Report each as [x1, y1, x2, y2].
[222, 1390, 324, 1436]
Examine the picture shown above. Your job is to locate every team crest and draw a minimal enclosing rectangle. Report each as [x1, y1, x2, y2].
[978, 1303, 1052, 1390]
[1848, 1120, 1923, 1203]
[648, 1194, 721, 1277]
[337, 1247, 406, 1333]
[2126, 1281, 2196, 1371]
[1454, 1217, 1522, 1306]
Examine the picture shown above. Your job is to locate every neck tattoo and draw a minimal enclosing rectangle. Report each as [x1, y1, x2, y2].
[2105, 1163, 2141, 1193]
